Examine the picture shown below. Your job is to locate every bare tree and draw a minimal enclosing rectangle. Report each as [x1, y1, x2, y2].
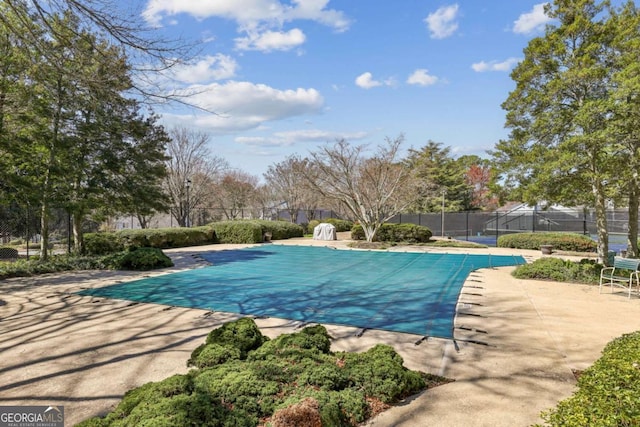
[306, 135, 416, 242]
[164, 127, 227, 227]
[264, 155, 312, 223]
[213, 170, 259, 220]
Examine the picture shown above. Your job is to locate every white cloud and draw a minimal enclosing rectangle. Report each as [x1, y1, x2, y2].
[406, 69, 438, 86]
[235, 28, 306, 52]
[169, 54, 238, 84]
[354, 72, 397, 90]
[424, 4, 459, 39]
[471, 57, 520, 72]
[142, 0, 351, 35]
[165, 81, 324, 133]
[513, 3, 552, 34]
[355, 72, 381, 89]
[236, 129, 368, 147]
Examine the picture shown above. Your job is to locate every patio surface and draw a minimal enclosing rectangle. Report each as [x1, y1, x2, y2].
[1, 236, 640, 426]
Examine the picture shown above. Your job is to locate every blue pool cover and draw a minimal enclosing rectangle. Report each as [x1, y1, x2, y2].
[78, 245, 525, 338]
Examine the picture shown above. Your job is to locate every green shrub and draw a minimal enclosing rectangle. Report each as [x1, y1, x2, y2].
[538, 331, 640, 426]
[308, 218, 353, 233]
[81, 318, 448, 427]
[84, 232, 124, 255]
[512, 258, 602, 284]
[249, 324, 332, 361]
[114, 247, 174, 270]
[251, 219, 304, 240]
[210, 221, 264, 244]
[341, 344, 427, 404]
[188, 343, 242, 369]
[497, 232, 597, 252]
[0, 254, 113, 279]
[117, 226, 216, 250]
[192, 317, 269, 361]
[85, 227, 216, 255]
[351, 223, 432, 243]
[210, 220, 304, 243]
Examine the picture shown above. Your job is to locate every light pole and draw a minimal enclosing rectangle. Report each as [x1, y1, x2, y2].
[441, 189, 446, 237]
[185, 179, 191, 227]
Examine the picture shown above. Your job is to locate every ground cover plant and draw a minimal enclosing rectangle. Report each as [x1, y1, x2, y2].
[78, 318, 450, 427]
[512, 257, 602, 285]
[537, 330, 640, 426]
[0, 247, 173, 279]
[497, 232, 597, 252]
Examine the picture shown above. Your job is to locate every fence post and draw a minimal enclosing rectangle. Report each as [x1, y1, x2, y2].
[26, 207, 30, 258]
[466, 210, 469, 241]
[495, 210, 499, 247]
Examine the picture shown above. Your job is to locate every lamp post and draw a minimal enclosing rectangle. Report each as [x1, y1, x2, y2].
[185, 179, 191, 227]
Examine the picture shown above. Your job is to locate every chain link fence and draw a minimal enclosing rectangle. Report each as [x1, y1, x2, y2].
[0, 205, 72, 258]
[1, 204, 635, 256]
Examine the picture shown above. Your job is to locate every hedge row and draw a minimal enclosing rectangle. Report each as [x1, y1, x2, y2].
[497, 232, 597, 252]
[538, 330, 640, 426]
[84, 221, 304, 254]
[84, 226, 216, 255]
[351, 223, 433, 243]
[79, 318, 447, 427]
[210, 220, 304, 244]
[308, 218, 354, 233]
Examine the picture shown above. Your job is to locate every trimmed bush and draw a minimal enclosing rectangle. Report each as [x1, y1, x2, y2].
[112, 247, 174, 270]
[210, 220, 303, 243]
[85, 226, 216, 255]
[117, 226, 216, 250]
[308, 218, 353, 233]
[80, 318, 449, 427]
[497, 232, 597, 252]
[210, 221, 264, 244]
[251, 219, 304, 240]
[84, 232, 125, 255]
[537, 331, 640, 426]
[351, 223, 432, 243]
[512, 257, 602, 284]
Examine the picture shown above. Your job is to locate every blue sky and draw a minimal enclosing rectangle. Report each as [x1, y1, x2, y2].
[129, 1, 559, 177]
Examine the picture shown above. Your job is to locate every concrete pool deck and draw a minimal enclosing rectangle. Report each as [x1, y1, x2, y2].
[1, 237, 640, 426]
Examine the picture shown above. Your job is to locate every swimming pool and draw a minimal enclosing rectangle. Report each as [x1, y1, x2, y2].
[78, 246, 525, 338]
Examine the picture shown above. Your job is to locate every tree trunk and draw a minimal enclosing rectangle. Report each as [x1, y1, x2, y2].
[72, 212, 84, 254]
[627, 183, 639, 258]
[39, 200, 49, 261]
[593, 182, 609, 265]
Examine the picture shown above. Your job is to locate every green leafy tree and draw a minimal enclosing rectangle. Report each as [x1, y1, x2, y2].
[492, 0, 619, 263]
[607, 2, 640, 257]
[405, 141, 472, 212]
[1, 10, 172, 257]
